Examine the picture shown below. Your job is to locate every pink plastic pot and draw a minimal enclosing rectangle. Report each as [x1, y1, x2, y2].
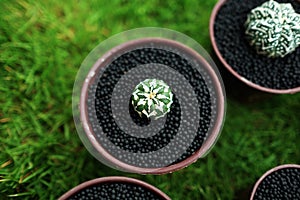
[73, 28, 226, 174]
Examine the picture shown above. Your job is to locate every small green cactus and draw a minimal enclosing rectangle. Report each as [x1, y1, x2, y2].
[131, 79, 173, 119]
[245, 0, 300, 58]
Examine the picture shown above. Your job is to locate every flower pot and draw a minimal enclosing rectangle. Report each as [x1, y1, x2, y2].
[210, 0, 300, 94]
[250, 164, 300, 200]
[72, 28, 226, 174]
[59, 176, 170, 200]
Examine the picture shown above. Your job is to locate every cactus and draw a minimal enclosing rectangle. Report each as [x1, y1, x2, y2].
[131, 79, 173, 119]
[245, 0, 300, 58]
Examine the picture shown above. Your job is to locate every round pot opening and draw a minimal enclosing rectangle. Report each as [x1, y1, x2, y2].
[210, 0, 300, 94]
[73, 28, 226, 174]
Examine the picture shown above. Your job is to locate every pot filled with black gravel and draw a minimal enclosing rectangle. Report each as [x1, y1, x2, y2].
[73, 28, 226, 174]
[250, 164, 300, 200]
[59, 176, 170, 200]
[210, 0, 300, 94]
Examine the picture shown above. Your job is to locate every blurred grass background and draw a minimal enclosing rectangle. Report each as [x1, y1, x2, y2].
[0, 0, 299, 199]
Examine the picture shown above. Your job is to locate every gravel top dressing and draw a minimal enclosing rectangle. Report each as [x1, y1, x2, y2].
[253, 167, 300, 200]
[213, 0, 300, 90]
[93, 47, 211, 166]
[68, 182, 165, 200]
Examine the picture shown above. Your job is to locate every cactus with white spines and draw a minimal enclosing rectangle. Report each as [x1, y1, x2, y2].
[131, 79, 173, 119]
[245, 0, 300, 58]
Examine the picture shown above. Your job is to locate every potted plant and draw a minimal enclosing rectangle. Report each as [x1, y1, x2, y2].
[210, 0, 300, 94]
[72, 28, 226, 174]
[250, 164, 300, 200]
[59, 176, 171, 200]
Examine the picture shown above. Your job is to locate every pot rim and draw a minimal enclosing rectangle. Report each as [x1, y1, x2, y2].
[250, 164, 300, 200]
[80, 37, 225, 174]
[58, 176, 171, 200]
[209, 0, 300, 94]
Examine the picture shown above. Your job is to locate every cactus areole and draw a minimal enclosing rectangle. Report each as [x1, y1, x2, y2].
[131, 79, 173, 119]
[245, 0, 300, 58]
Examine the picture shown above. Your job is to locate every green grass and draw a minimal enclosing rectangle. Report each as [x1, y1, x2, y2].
[1, 0, 300, 199]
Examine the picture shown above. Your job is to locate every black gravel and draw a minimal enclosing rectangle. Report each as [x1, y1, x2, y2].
[91, 46, 214, 167]
[96, 93, 181, 153]
[68, 182, 165, 200]
[213, 0, 300, 89]
[253, 167, 300, 200]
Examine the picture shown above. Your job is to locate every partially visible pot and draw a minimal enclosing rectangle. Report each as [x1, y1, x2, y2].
[250, 164, 300, 200]
[59, 176, 171, 200]
[210, 0, 300, 94]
